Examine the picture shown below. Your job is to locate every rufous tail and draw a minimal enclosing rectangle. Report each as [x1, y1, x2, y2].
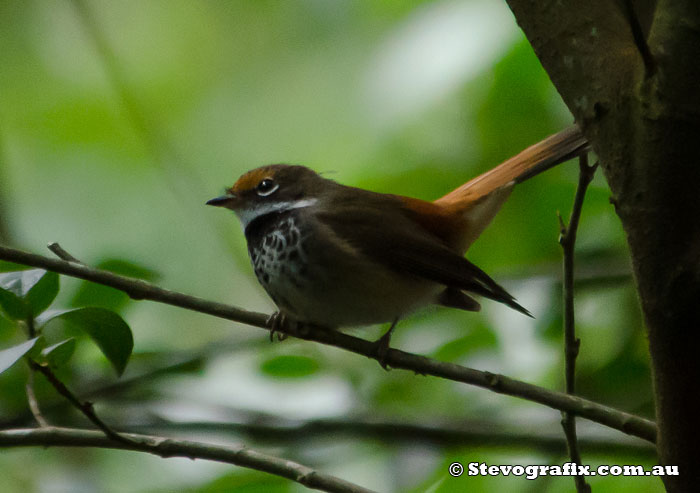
[436, 125, 589, 209]
[434, 125, 590, 252]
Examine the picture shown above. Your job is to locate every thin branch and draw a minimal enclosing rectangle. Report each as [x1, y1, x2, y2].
[20, 288, 134, 444]
[27, 361, 137, 447]
[558, 155, 598, 493]
[622, 0, 656, 76]
[47, 242, 81, 263]
[24, 315, 49, 426]
[0, 243, 657, 443]
[0, 427, 377, 493]
[25, 371, 49, 427]
[108, 415, 657, 458]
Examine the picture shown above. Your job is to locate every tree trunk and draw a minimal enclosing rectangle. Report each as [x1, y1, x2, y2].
[505, 1, 700, 490]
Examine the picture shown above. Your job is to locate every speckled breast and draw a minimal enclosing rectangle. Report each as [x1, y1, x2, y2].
[244, 210, 312, 313]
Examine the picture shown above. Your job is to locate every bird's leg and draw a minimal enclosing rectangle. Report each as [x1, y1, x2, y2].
[266, 311, 290, 341]
[371, 318, 399, 370]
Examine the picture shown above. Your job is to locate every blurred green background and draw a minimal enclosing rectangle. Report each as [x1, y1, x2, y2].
[0, 0, 657, 492]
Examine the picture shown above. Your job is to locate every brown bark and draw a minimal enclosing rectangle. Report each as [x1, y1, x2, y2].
[505, 1, 700, 490]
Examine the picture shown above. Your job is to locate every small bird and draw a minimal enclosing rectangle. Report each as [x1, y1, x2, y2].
[208, 126, 589, 363]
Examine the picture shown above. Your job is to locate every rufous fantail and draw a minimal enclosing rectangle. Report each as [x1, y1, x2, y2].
[208, 126, 589, 360]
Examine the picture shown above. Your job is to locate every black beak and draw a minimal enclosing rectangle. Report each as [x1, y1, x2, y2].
[206, 194, 237, 207]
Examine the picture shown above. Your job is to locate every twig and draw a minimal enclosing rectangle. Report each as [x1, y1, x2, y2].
[25, 371, 49, 427]
[47, 242, 81, 262]
[27, 360, 138, 447]
[0, 243, 656, 443]
[23, 315, 49, 426]
[558, 154, 597, 493]
[622, 0, 655, 76]
[0, 427, 377, 493]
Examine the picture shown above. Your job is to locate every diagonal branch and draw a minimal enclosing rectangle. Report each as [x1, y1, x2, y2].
[18, 285, 135, 446]
[0, 427, 377, 493]
[0, 243, 656, 443]
[27, 360, 138, 447]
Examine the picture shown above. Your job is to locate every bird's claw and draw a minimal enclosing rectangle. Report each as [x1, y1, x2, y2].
[266, 312, 290, 342]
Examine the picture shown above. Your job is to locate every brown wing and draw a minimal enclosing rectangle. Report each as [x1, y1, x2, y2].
[391, 195, 468, 252]
[315, 190, 532, 317]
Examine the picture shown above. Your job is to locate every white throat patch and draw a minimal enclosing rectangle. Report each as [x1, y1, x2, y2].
[235, 198, 318, 229]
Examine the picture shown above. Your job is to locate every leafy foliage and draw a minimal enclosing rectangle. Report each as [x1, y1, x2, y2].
[41, 338, 77, 369]
[0, 269, 58, 320]
[0, 268, 134, 376]
[37, 308, 133, 376]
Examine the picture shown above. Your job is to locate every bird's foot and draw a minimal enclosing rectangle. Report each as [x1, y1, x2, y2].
[266, 311, 290, 341]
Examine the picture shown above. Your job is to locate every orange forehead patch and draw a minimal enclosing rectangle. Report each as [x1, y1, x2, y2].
[231, 167, 277, 194]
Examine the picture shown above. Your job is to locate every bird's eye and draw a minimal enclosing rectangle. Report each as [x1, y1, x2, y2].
[256, 178, 279, 196]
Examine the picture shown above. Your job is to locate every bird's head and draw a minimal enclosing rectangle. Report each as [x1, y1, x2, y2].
[207, 164, 325, 228]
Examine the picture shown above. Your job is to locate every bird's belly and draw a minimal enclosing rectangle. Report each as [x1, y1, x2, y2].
[249, 222, 439, 328]
[291, 265, 440, 328]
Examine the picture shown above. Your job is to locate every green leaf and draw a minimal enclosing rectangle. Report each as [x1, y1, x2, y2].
[71, 258, 158, 312]
[0, 337, 40, 375]
[0, 270, 42, 297]
[0, 269, 59, 317]
[38, 308, 133, 376]
[0, 286, 28, 320]
[260, 355, 319, 378]
[25, 271, 59, 315]
[41, 338, 77, 368]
